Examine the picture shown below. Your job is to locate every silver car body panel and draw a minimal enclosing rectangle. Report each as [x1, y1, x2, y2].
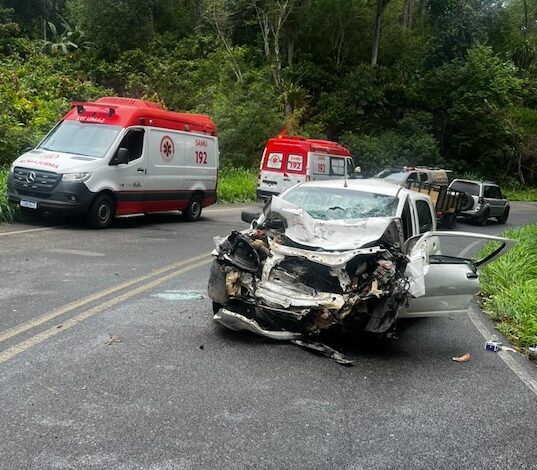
[401, 231, 515, 317]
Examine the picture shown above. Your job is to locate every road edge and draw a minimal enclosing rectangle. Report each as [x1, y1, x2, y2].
[468, 302, 537, 397]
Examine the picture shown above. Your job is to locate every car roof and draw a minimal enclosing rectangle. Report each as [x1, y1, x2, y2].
[293, 178, 402, 197]
[451, 179, 499, 187]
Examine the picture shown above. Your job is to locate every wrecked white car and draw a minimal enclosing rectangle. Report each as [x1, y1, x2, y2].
[208, 179, 513, 364]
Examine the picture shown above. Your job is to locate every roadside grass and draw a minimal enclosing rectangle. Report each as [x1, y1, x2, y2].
[0, 167, 17, 223]
[218, 166, 257, 203]
[503, 186, 537, 202]
[479, 223, 537, 351]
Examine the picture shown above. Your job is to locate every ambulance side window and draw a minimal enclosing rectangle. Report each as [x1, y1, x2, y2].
[117, 129, 144, 162]
[330, 157, 345, 176]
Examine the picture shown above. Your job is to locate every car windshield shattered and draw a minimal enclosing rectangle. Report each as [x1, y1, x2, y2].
[281, 186, 398, 220]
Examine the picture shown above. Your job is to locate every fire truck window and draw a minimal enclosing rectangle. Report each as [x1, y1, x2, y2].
[117, 129, 144, 161]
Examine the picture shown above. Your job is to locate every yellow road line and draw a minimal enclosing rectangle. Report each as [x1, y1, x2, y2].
[0, 227, 54, 237]
[0, 257, 212, 364]
[0, 252, 211, 344]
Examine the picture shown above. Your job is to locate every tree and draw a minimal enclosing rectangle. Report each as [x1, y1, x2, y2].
[371, 0, 391, 66]
[66, 0, 156, 59]
[250, 0, 304, 114]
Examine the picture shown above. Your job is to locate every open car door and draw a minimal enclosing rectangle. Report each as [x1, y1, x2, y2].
[400, 231, 515, 318]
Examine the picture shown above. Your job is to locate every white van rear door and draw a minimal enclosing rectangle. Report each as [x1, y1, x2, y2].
[259, 152, 305, 195]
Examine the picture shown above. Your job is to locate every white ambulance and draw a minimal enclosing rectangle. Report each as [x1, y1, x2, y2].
[7, 97, 219, 228]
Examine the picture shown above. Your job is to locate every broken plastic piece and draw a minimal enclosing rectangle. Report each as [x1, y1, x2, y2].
[485, 340, 502, 352]
[290, 339, 354, 366]
[452, 352, 471, 362]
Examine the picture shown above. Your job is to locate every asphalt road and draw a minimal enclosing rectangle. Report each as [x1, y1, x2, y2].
[1, 203, 537, 470]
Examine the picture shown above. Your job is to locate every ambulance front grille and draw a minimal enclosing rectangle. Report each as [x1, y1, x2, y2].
[13, 167, 61, 193]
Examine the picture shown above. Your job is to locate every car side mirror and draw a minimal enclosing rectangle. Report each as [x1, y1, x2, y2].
[241, 210, 260, 224]
[110, 147, 129, 165]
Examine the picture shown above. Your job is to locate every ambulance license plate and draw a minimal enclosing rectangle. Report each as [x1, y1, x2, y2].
[20, 199, 38, 209]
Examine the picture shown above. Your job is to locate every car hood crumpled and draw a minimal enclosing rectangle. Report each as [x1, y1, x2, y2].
[268, 196, 396, 251]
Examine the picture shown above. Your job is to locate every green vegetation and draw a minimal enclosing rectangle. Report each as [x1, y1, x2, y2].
[217, 167, 257, 203]
[0, 0, 536, 193]
[480, 224, 537, 350]
[504, 186, 537, 201]
[0, 167, 16, 222]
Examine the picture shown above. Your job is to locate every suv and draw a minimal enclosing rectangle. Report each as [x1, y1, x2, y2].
[448, 179, 509, 225]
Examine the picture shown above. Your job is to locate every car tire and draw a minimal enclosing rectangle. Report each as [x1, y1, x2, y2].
[497, 206, 509, 224]
[461, 193, 474, 211]
[87, 194, 115, 229]
[478, 208, 490, 226]
[184, 194, 202, 221]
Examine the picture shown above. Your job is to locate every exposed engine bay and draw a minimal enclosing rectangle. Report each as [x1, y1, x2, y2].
[208, 197, 412, 365]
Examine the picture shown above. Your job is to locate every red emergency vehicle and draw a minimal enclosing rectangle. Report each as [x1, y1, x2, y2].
[256, 135, 354, 199]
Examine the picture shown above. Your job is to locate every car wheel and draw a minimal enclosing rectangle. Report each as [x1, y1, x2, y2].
[87, 194, 114, 229]
[184, 194, 202, 221]
[478, 208, 490, 226]
[497, 206, 509, 224]
[460, 193, 474, 211]
[442, 212, 457, 229]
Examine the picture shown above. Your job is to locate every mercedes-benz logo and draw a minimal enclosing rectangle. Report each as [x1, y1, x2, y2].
[26, 171, 36, 183]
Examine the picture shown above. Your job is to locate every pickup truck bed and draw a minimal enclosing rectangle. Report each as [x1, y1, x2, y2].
[405, 181, 465, 228]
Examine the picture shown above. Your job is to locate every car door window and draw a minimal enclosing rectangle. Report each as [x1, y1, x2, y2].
[407, 172, 418, 183]
[419, 172, 428, 183]
[416, 199, 433, 233]
[485, 186, 501, 199]
[346, 158, 355, 176]
[117, 128, 144, 162]
[401, 199, 413, 241]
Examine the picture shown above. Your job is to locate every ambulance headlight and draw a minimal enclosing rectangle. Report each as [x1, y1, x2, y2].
[62, 172, 92, 182]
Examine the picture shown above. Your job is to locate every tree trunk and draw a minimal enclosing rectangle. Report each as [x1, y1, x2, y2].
[403, 0, 414, 29]
[371, 0, 390, 67]
[194, 0, 202, 33]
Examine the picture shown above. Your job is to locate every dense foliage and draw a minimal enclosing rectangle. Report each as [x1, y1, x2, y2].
[0, 0, 536, 183]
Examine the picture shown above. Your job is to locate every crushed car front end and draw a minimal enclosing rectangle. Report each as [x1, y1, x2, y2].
[208, 184, 411, 342]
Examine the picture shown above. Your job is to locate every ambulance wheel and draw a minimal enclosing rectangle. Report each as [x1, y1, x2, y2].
[87, 194, 114, 229]
[184, 194, 202, 221]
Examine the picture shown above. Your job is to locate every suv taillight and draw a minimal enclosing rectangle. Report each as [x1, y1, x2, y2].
[478, 196, 484, 204]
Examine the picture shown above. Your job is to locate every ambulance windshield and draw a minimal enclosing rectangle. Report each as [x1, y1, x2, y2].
[39, 121, 122, 158]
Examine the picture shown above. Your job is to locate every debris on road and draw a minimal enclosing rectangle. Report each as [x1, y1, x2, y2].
[290, 339, 354, 366]
[529, 346, 537, 358]
[452, 353, 471, 363]
[485, 340, 502, 352]
[106, 335, 123, 346]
